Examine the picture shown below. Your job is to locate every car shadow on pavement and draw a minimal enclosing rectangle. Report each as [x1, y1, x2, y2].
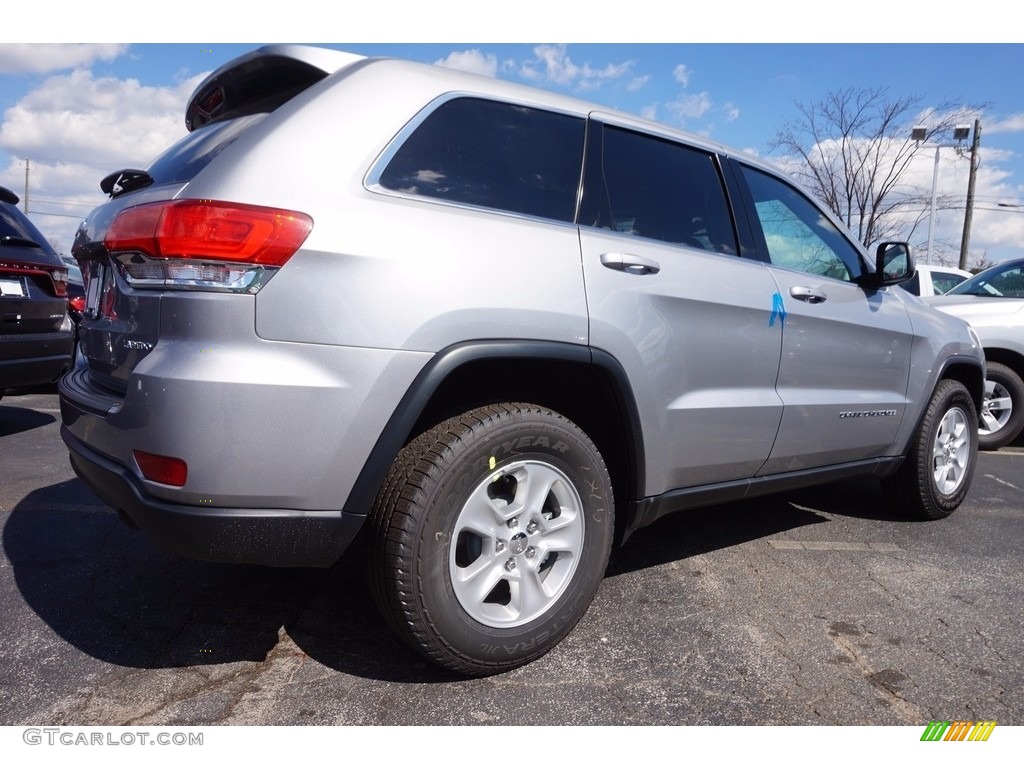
[608, 474, 905, 577]
[3, 480, 458, 684]
[0, 402, 56, 437]
[2, 473, 917, 685]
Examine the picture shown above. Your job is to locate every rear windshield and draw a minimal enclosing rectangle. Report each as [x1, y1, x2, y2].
[0, 202, 56, 255]
[146, 113, 266, 186]
[947, 262, 1024, 298]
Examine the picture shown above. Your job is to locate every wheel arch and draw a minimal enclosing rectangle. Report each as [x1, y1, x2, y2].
[934, 355, 986, 415]
[982, 346, 1024, 383]
[343, 340, 645, 541]
[889, 355, 984, 466]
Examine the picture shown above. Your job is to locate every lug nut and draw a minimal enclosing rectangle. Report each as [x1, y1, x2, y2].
[526, 521, 539, 534]
[507, 517, 518, 529]
[505, 558, 517, 571]
[525, 547, 536, 559]
[495, 540, 505, 553]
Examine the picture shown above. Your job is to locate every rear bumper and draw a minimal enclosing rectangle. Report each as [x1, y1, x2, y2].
[0, 331, 74, 390]
[62, 426, 365, 567]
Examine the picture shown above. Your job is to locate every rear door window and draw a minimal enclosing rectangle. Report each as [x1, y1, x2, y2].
[579, 123, 738, 255]
[377, 97, 585, 223]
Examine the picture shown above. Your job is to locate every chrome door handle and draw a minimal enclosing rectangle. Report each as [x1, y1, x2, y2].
[790, 286, 827, 304]
[600, 252, 661, 275]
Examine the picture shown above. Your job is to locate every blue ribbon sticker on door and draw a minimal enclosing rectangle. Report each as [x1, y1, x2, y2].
[769, 292, 787, 327]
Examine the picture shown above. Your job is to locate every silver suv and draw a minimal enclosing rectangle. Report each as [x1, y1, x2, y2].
[60, 45, 985, 675]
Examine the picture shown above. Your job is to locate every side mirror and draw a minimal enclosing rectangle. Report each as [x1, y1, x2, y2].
[865, 241, 915, 288]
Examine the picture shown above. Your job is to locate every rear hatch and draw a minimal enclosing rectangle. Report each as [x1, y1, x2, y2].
[72, 46, 360, 396]
[1, 189, 69, 337]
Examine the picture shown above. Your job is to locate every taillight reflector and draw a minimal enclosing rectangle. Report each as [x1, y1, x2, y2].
[133, 450, 188, 487]
[106, 200, 313, 266]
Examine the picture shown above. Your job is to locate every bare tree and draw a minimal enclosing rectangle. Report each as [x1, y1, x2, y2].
[770, 87, 981, 252]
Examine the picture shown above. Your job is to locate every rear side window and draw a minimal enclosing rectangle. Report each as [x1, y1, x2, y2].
[378, 98, 585, 223]
[580, 124, 738, 254]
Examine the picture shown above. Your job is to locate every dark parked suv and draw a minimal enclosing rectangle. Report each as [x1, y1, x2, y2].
[1, 185, 74, 397]
[60, 46, 985, 675]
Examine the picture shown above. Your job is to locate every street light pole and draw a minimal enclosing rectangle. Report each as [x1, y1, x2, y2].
[925, 146, 941, 265]
[958, 118, 982, 271]
[911, 124, 972, 266]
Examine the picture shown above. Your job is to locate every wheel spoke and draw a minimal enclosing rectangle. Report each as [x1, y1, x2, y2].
[987, 394, 1012, 412]
[511, 566, 551, 619]
[535, 532, 578, 554]
[462, 482, 505, 528]
[980, 409, 1003, 433]
[514, 464, 559, 518]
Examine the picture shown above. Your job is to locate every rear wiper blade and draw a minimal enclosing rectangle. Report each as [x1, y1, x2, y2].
[0, 235, 41, 248]
[100, 169, 154, 198]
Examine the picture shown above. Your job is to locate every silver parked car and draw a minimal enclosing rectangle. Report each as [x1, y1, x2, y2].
[60, 45, 985, 675]
[927, 257, 1024, 449]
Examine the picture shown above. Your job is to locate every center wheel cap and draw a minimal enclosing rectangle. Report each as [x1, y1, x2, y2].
[509, 532, 528, 555]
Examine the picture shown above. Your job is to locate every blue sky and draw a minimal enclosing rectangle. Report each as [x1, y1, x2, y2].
[1, 31, 1021, 266]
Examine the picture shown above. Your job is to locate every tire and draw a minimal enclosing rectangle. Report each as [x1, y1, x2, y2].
[978, 362, 1024, 450]
[883, 380, 977, 520]
[366, 403, 614, 676]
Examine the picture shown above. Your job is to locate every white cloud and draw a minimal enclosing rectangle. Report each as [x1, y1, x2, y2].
[985, 112, 1024, 134]
[520, 45, 634, 90]
[627, 75, 650, 92]
[0, 44, 129, 75]
[667, 92, 713, 121]
[434, 49, 498, 77]
[672, 64, 691, 87]
[0, 69, 204, 168]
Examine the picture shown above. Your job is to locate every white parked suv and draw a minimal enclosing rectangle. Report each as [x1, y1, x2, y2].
[60, 45, 985, 675]
[902, 263, 972, 297]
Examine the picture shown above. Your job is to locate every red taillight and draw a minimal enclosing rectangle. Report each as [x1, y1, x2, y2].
[105, 200, 313, 266]
[0, 260, 68, 297]
[69, 295, 86, 313]
[133, 450, 188, 487]
[51, 267, 68, 297]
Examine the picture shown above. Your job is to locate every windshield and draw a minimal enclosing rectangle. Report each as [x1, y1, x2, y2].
[946, 261, 1024, 298]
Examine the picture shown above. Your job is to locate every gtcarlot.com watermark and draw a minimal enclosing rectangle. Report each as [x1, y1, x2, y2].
[23, 727, 203, 747]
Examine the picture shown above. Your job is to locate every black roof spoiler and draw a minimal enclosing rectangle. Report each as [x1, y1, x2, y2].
[185, 45, 365, 131]
[0, 185, 20, 205]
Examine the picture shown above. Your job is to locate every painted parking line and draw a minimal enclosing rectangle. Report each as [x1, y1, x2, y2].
[767, 540, 902, 551]
[984, 474, 1022, 492]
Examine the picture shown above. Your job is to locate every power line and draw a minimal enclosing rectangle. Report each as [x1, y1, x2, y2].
[29, 197, 101, 209]
[29, 209, 88, 219]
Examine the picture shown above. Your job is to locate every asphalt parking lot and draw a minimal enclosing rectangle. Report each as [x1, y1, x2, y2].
[1, 388, 1022, 727]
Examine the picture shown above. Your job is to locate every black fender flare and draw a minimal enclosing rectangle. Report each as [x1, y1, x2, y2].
[342, 340, 645, 518]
